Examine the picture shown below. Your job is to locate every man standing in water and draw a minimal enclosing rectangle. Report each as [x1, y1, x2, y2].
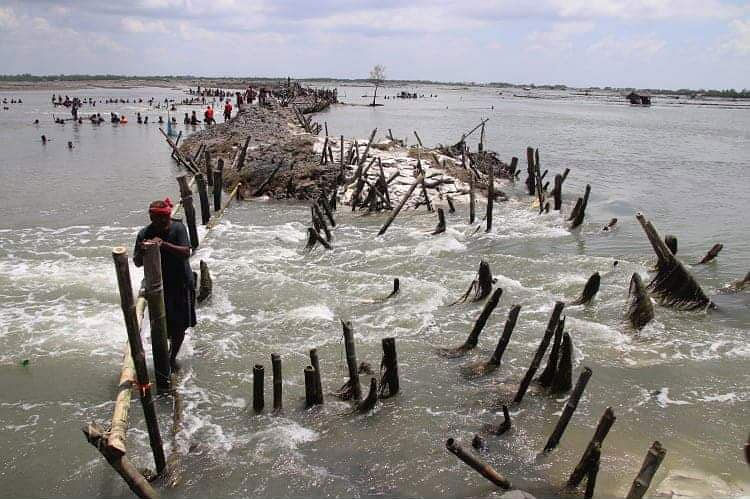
[133, 199, 196, 370]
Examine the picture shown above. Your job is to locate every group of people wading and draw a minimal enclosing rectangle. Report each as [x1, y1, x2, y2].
[182, 99, 233, 126]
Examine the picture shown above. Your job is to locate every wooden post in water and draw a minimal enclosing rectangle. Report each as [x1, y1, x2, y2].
[213, 159, 223, 211]
[253, 364, 264, 413]
[446, 438, 511, 489]
[513, 301, 564, 404]
[141, 242, 171, 392]
[177, 175, 199, 249]
[567, 407, 616, 488]
[544, 367, 593, 452]
[271, 353, 282, 413]
[341, 320, 362, 401]
[485, 163, 494, 232]
[525, 147, 536, 195]
[194, 173, 211, 226]
[310, 349, 324, 405]
[469, 175, 476, 224]
[379, 337, 399, 398]
[111, 248, 166, 474]
[304, 366, 317, 408]
[626, 441, 667, 499]
[205, 148, 213, 186]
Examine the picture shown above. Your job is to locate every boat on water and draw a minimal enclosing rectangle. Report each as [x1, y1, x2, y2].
[627, 91, 652, 106]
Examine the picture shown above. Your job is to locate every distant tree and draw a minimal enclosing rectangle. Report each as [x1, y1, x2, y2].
[369, 64, 386, 106]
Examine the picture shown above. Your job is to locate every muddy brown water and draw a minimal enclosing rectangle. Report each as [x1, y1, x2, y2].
[0, 85, 749, 498]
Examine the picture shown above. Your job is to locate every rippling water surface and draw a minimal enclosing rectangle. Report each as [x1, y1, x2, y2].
[1, 85, 749, 497]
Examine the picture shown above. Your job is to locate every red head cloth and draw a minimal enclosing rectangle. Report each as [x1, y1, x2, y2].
[149, 197, 173, 216]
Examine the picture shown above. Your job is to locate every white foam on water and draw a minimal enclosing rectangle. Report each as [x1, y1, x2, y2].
[288, 304, 335, 322]
[655, 387, 691, 408]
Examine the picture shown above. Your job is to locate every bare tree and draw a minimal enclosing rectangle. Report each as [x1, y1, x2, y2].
[369, 64, 386, 106]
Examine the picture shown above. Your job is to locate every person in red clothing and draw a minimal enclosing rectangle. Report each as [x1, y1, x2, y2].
[223, 99, 232, 121]
[204, 105, 214, 125]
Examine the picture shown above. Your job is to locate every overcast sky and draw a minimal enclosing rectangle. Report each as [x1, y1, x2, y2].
[0, 0, 748, 89]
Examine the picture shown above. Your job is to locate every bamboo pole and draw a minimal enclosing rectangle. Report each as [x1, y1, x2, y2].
[253, 364, 264, 413]
[82, 423, 160, 499]
[111, 248, 166, 473]
[141, 242, 171, 392]
[213, 159, 223, 211]
[446, 438, 511, 489]
[206, 182, 240, 231]
[626, 441, 667, 499]
[486, 163, 494, 232]
[378, 174, 424, 236]
[358, 128, 377, 167]
[272, 353, 283, 413]
[341, 320, 362, 401]
[177, 175, 199, 249]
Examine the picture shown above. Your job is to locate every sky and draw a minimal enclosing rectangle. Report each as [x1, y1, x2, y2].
[0, 0, 748, 89]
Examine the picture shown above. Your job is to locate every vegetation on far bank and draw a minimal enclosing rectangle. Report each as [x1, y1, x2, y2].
[1, 73, 748, 98]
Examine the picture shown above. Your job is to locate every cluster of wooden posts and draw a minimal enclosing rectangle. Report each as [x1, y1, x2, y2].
[430, 261, 666, 497]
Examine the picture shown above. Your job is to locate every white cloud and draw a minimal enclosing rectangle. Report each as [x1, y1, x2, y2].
[548, 0, 748, 20]
[588, 34, 666, 56]
[722, 18, 750, 55]
[0, 6, 18, 30]
[527, 21, 594, 51]
[121, 17, 169, 33]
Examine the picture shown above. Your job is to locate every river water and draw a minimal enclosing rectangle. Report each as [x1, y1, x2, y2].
[1, 85, 748, 498]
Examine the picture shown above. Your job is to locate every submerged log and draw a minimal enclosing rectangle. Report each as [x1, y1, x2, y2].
[432, 208, 447, 235]
[513, 301, 565, 404]
[451, 260, 495, 305]
[626, 273, 654, 330]
[635, 213, 712, 310]
[698, 243, 723, 264]
[464, 305, 521, 377]
[357, 377, 379, 413]
[446, 438, 511, 489]
[197, 260, 212, 303]
[626, 441, 667, 499]
[571, 272, 601, 305]
[543, 367, 593, 452]
[379, 337, 399, 398]
[82, 423, 160, 499]
[440, 288, 503, 357]
[567, 407, 616, 489]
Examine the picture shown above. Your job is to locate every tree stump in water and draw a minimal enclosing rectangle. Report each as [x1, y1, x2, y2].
[379, 337, 399, 398]
[357, 377, 379, 413]
[626, 273, 654, 330]
[571, 272, 600, 305]
[483, 405, 512, 435]
[451, 260, 495, 305]
[336, 320, 362, 401]
[569, 184, 591, 229]
[550, 332, 573, 394]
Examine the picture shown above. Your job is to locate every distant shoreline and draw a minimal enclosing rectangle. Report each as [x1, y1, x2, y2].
[1, 75, 748, 99]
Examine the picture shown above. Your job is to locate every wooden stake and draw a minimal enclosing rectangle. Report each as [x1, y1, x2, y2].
[309, 349, 324, 405]
[378, 174, 424, 236]
[486, 163, 494, 232]
[141, 242, 171, 392]
[195, 173, 211, 226]
[626, 441, 666, 499]
[469, 175, 476, 224]
[567, 407, 616, 488]
[544, 367, 593, 452]
[357, 377, 378, 413]
[379, 337, 399, 398]
[432, 208, 446, 235]
[584, 444, 601, 499]
[358, 128, 377, 167]
[446, 438, 511, 489]
[177, 175, 199, 249]
[537, 316, 565, 388]
[442, 288, 503, 357]
[112, 248, 165, 474]
[304, 366, 317, 408]
[205, 148, 213, 187]
[340, 320, 362, 401]
[272, 353, 282, 413]
[513, 301, 564, 404]
[253, 364, 264, 413]
[550, 332, 573, 394]
[252, 161, 284, 197]
[213, 159, 223, 211]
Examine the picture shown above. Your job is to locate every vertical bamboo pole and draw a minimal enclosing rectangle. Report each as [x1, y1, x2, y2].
[112, 248, 166, 474]
[141, 242, 172, 392]
[253, 364, 264, 413]
[176, 175, 199, 249]
[271, 354, 282, 413]
[341, 320, 362, 401]
[213, 159, 223, 211]
[194, 173, 211, 226]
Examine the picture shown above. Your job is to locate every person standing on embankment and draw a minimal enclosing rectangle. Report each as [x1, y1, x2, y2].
[133, 199, 196, 370]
